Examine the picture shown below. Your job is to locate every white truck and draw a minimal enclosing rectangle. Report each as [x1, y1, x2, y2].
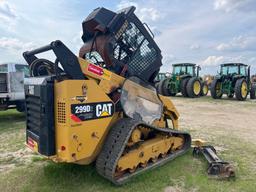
[0, 63, 29, 112]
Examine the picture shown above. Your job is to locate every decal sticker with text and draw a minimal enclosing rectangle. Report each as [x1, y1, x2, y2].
[71, 102, 114, 121]
[87, 63, 112, 80]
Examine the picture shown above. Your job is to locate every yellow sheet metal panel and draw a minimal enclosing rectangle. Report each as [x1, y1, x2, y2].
[54, 80, 118, 164]
[78, 57, 124, 94]
[158, 95, 179, 129]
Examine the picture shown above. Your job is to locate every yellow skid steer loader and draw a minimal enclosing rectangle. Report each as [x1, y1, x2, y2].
[23, 6, 233, 185]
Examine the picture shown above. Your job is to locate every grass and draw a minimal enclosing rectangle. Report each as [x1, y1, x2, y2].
[0, 109, 256, 192]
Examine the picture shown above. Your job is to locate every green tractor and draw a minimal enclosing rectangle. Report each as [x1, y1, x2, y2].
[156, 63, 208, 98]
[154, 72, 167, 83]
[210, 63, 256, 101]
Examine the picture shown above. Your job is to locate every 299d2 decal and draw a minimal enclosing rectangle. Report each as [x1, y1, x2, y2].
[71, 102, 114, 122]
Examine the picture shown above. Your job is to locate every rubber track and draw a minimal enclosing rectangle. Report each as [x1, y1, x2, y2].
[96, 118, 191, 185]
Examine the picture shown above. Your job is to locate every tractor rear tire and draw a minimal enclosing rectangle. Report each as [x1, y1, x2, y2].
[158, 79, 173, 96]
[162, 79, 171, 96]
[157, 80, 164, 95]
[235, 78, 248, 101]
[200, 82, 209, 96]
[181, 78, 189, 97]
[210, 79, 223, 99]
[164, 80, 176, 96]
[250, 84, 256, 99]
[186, 77, 202, 98]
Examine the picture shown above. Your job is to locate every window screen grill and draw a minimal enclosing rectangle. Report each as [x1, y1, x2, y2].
[114, 45, 128, 60]
[129, 39, 157, 75]
[113, 22, 157, 75]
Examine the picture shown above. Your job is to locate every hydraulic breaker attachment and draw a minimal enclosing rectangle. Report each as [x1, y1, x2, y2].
[193, 145, 235, 179]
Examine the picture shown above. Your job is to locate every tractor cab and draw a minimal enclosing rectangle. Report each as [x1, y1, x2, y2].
[79, 6, 162, 83]
[220, 63, 249, 81]
[172, 63, 200, 77]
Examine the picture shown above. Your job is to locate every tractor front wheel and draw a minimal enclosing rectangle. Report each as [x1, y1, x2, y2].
[235, 78, 248, 101]
[200, 82, 209, 96]
[210, 79, 223, 99]
[186, 77, 202, 98]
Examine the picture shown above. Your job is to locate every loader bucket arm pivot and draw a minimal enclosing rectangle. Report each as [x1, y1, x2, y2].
[23, 40, 85, 80]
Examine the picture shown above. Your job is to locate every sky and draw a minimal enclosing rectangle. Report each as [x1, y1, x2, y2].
[0, 0, 256, 74]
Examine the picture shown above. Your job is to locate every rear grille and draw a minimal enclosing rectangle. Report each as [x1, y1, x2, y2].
[24, 76, 55, 156]
[26, 95, 41, 135]
[57, 102, 66, 123]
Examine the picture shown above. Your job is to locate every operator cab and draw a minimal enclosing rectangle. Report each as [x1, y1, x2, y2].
[172, 63, 199, 76]
[220, 63, 248, 76]
[79, 6, 162, 83]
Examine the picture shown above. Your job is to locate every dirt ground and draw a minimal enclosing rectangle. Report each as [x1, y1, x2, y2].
[172, 96, 256, 145]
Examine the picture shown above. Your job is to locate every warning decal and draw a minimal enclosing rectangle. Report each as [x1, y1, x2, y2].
[87, 63, 112, 80]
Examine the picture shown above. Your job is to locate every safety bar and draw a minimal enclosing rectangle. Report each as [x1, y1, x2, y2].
[143, 23, 155, 38]
[23, 40, 85, 80]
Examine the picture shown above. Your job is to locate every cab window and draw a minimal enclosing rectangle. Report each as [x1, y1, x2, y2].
[228, 66, 239, 74]
[221, 66, 228, 75]
[0, 64, 8, 73]
[173, 66, 186, 75]
[240, 66, 246, 76]
[15, 64, 30, 77]
[221, 66, 239, 75]
[186, 66, 194, 75]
